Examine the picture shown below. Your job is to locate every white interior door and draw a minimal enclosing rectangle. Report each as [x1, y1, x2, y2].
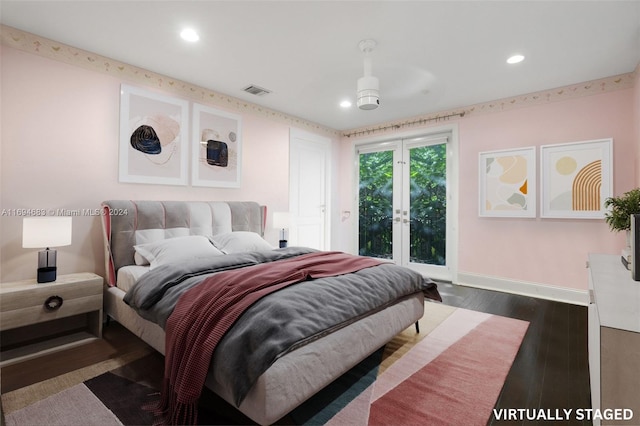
[289, 128, 331, 250]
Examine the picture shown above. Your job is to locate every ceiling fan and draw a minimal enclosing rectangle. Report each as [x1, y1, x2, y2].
[357, 39, 380, 110]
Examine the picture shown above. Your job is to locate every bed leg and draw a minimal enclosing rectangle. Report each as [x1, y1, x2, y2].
[415, 321, 420, 334]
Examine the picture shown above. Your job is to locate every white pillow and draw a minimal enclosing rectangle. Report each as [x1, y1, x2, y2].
[211, 231, 274, 254]
[134, 251, 149, 266]
[134, 235, 224, 269]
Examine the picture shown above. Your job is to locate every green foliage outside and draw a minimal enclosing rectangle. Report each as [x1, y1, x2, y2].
[359, 144, 447, 265]
[359, 150, 394, 258]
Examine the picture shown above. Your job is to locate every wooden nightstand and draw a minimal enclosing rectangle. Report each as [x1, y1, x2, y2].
[0, 272, 103, 367]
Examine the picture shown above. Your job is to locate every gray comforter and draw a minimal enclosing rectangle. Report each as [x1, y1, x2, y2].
[124, 247, 439, 406]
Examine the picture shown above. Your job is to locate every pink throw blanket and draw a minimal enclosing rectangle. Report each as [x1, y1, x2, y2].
[151, 251, 384, 425]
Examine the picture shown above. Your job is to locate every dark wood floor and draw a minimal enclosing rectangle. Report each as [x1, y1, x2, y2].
[1, 283, 591, 425]
[437, 282, 591, 426]
[1, 319, 151, 394]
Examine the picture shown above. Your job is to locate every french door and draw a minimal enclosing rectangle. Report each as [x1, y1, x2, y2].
[357, 132, 454, 281]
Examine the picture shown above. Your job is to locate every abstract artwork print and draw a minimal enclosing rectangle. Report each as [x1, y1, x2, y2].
[479, 147, 536, 218]
[119, 85, 189, 185]
[191, 103, 242, 188]
[540, 138, 613, 219]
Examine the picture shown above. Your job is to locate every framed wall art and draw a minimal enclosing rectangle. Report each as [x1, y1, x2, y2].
[119, 84, 189, 185]
[540, 138, 613, 219]
[479, 147, 536, 218]
[191, 103, 242, 188]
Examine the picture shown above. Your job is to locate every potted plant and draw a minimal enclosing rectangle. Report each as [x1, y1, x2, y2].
[604, 188, 640, 256]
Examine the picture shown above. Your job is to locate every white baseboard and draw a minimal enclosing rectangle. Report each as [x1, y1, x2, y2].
[456, 272, 589, 306]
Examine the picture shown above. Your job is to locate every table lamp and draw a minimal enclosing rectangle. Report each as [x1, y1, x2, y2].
[22, 217, 72, 283]
[272, 212, 290, 248]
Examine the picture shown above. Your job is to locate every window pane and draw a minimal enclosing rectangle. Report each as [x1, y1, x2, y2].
[358, 151, 393, 259]
[409, 144, 446, 265]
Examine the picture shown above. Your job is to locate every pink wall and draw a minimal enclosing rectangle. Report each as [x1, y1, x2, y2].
[336, 87, 636, 293]
[459, 91, 634, 290]
[0, 46, 337, 282]
[635, 68, 640, 186]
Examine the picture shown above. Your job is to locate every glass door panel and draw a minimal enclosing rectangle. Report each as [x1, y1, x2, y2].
[407, 143, 447, 266]
[358, 150, 394, 260]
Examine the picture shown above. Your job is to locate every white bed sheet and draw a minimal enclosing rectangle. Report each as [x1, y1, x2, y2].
[116, 265, 150, 293]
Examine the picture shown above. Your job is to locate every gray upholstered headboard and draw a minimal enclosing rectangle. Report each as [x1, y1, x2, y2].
[101, 200, 266, 286]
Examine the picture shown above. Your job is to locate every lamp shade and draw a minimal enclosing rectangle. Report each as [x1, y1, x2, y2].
[272, 212, 290, 229]
[22, 217, 72, 248]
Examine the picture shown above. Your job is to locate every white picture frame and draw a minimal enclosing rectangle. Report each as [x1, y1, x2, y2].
[191, 103, 242, 188]
[118, 84, 189, 185]
[478, 147, 536, 218]
[540, 138, 613, 219]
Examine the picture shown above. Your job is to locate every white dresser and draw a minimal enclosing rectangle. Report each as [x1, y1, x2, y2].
[588, 254, 640, 426]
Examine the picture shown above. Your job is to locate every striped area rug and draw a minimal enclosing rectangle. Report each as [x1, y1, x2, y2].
[291, 302, 529, 425]
[1, 303, 528, 426]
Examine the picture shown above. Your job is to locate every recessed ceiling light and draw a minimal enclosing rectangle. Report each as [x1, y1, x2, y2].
[507, 54, 525, 64]
[180, 28, 199, 42]
[340, 100, 352, 108]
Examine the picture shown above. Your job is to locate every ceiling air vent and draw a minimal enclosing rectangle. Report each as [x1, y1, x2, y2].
[243, 84, 272, 96]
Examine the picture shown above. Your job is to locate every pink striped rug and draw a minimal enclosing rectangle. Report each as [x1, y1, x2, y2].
[321, 304, 529, 426]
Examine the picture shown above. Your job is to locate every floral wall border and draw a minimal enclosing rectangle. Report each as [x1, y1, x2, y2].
[0, 24, 340, 138]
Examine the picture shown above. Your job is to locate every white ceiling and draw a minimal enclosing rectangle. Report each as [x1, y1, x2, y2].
[1, 1, 639, 131]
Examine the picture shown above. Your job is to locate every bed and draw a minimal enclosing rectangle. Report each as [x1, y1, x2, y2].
[100, 200, 440, 425]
